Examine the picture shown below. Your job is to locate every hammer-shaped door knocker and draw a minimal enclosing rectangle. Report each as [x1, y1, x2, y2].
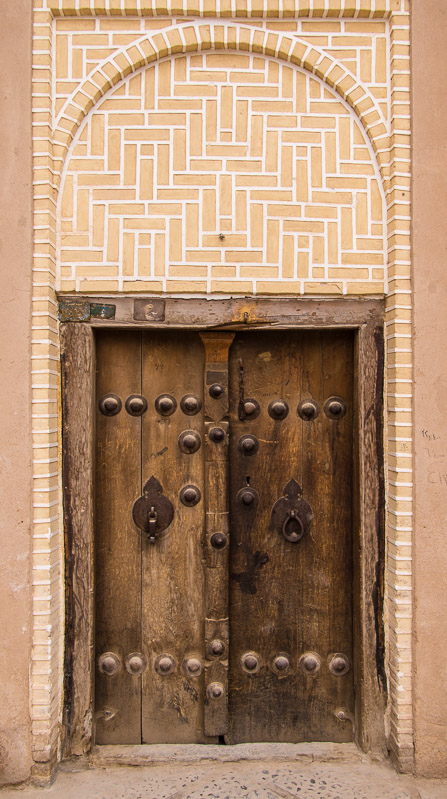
[270, 479, 313, 543]
[132, 476, 174, 543]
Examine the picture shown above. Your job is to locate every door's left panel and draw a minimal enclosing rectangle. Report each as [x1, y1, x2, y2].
[95, 331, 143, 744]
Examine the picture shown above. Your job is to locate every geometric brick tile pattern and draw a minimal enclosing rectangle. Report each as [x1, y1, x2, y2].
[54, 18, 390, 122]
[58, 53, 385, 295]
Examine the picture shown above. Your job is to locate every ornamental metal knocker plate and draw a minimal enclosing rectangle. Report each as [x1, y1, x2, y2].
[132, 476, 174, 543]
[270, 479, 313, 543]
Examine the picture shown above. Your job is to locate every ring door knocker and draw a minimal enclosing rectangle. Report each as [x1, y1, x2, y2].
[270, 479, 313, 543]
[132, 475, 174, 543]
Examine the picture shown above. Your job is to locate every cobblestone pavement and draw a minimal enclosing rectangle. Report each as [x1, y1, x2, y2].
[2, 746, 447, 799]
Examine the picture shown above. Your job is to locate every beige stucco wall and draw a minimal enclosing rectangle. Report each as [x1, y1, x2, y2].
[0, 0, 33, 786]
[412, 0, 447, 778]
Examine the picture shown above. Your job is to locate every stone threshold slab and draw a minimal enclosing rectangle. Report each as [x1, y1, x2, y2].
[90, 742, 365, 767]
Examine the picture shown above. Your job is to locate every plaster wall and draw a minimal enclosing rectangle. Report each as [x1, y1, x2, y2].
[0, 0, 34, 786]
[412, 0, 447, 778]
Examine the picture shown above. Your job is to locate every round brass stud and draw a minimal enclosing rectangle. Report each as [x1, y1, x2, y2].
[209, 427, 226, 443]
[125, 652, 147, 675]
[99, 394, 122, 416]
[183, 657, 203, 677]
[155, 654, 176, 676]
[98, 652, 121, 676]
[241, 651, 262, 674]
[268, 399, 289, 420]
[328, 653, 350, 676]
[299, 652, 321, 676]
[178, 430, 201, 454]
[210, 532, 228, 550]
[155, 394, 177, 416]
[238, 435, 259, 456]
[242, 398, 260, 421]
[324, 396, 347, 421]
[125, 394, 148, 416]
[272, 654, 291, 674]
[209, 639, 226, 657]
[180, 394, 202, 416]
[180, 484, 201, 507]
[297, 399, 320, 422]
[209, 384, 224, 399]
[236, 486, 259, 508]
[207, 682, 225, 700]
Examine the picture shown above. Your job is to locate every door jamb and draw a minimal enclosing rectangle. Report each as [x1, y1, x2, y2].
[59, 296, 386, 758]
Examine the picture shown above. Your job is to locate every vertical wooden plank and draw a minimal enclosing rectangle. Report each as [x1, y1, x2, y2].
[141, 331, 210, 743]
[354, 322, 387, 753]
[200, 333, 234, 737]
[95, 331, 142, 744]
[61, 323, 95, 756]
[227, 330, 354, 743]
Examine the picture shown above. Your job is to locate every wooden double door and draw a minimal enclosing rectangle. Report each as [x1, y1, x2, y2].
[95, 328, 354, 745]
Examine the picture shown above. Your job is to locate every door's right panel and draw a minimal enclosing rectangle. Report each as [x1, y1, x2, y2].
[227, 330, 354, 743]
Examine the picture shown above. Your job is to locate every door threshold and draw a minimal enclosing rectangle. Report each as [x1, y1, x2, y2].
[91, 742, 363, 767]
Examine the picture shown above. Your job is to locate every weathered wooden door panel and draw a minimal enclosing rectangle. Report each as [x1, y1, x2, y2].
[95, 331, 143, 744]
[227, 330, 354, 744]
[95, 328, 354, 745]
[140, 331, 211, 743]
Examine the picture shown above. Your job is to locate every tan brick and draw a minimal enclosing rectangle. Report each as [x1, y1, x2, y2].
[124, 144, 137, 185]
[236, 100, 248, 142]
[284, 220, 325, 233]
[250, 204, 263, 248]
[124, 219, 165, 230]
[169, 219, 182, 261]
[61, 249, 101, 263]
[203, 189, 216, 231]
[227, 160, 262, 172]
[236, 191, 247, 231]
[312, 236, 324, 264]
[268, 115, 298, 128]
[166, 280, 208, 292]
[211, 281, 253, 293]
[356, 193, 369, 236]
[122, 232, 135, 276]
[92, 205, 105, 247]
[265, 131, 278, 173]
[77, 174, 121, 187]
[267, 219, 279, 263]
[185, 204, 199, 247]
[56, 34, 68, 79]
[241, 267, 278, 278]
[282, 235, 294, 278]
[186, 250, 221, 263]
[267, 204, 301, 218]
[281, 146, 293, 187]
[61, 175, 73, 218]
[225, 250, 263, 263]
[60, 234, 89, 247]
[250, 115, 263, 157]
[139, 159, 153, 200]
[108, 130, 121, 171]
[304, 282, 343, 294]
[144, 68, 155, 109]
[91, 115, 105, 156]
[153, 233, 165, 276]
[237, 86, 280, 98]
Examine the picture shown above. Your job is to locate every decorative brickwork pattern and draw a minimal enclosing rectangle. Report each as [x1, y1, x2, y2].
[31, 0, 412, 774]
[53, 17, 390, 122]
[59, 55, 385, 294]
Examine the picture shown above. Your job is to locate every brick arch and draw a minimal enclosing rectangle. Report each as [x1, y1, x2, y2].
[52, 22, 389, 182]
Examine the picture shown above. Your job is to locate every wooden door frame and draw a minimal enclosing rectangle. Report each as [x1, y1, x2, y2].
[60, 295, 386, 758]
